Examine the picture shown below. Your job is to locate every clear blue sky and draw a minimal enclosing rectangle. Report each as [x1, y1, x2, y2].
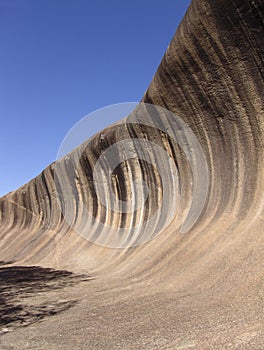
[0, 0, 191, 197]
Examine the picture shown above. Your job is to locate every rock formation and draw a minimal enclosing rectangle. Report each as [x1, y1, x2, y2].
[0, 0, 263, 348]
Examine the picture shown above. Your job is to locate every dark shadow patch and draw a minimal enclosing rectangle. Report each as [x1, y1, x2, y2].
[0, 266, 92, 330]
[0, 261, 15, 266]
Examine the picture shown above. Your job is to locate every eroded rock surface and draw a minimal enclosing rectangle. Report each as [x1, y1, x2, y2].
[0, 0, 263, 348]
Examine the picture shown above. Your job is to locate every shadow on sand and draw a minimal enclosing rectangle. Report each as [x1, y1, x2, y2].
[0, 265, 92, 330]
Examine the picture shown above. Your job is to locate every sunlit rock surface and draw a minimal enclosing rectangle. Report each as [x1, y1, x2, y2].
[0, 0, 263, 348]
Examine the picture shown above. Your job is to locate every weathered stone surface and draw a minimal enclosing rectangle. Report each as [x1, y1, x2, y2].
[0, 0, 263, 348]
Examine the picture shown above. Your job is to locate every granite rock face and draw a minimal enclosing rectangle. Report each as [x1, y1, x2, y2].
[0, 0, 263, 348]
